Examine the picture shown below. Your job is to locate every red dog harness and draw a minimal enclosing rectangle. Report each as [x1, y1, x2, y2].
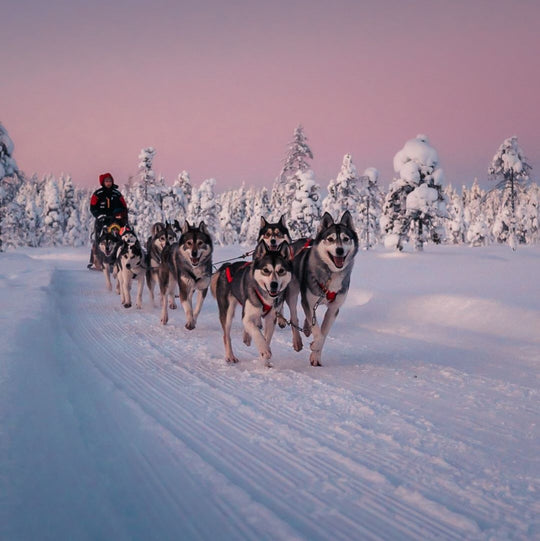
[318, 281, 337, 303]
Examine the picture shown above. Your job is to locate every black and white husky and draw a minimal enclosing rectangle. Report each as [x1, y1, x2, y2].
[258, 215, 292, 250]
[95, 221, 122, 291]
[146, 222, 178, 307]
[211, 241, 292, 367]
[114, 226, 146, 309]
[159, 221, 213, 328]
[288, 211, 358, 366]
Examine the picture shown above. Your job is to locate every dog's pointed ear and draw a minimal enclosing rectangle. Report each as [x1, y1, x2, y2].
[173, 219, 181, 232]
[165, 220, 170, 227]
[260, 216, 268, 228]
[318, 212, 334, 234]
[278, 241, 292, 260]
[340, 210, 355, 231]
[253, 240, 268, 260]
[198, 221, 209, 236]
[182, 221, 190, 234]
[279, 214, 287, 228]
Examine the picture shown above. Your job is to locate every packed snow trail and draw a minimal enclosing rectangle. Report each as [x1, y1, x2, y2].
[1, 247, 538, 540]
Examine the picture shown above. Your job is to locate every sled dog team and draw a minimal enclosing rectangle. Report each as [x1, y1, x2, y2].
[92, 211, 359, 367]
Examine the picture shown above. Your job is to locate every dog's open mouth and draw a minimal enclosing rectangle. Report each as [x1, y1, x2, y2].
[190, 256, 200, 266]
[265, 286, 279, 297]
[330, 254, 345, 269]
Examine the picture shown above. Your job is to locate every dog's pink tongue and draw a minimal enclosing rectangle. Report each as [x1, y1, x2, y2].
[333, 256, 345, 268]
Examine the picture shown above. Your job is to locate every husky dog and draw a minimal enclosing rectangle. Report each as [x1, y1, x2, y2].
[95, 221, 122, 291]
[288, 211, 358, 366]
[114, 226, 146, 309]
[258, 215, 292, 250]
[211, 241, 292, 367]
[159, 221, 213, 328]
[146, 221, 179, 307]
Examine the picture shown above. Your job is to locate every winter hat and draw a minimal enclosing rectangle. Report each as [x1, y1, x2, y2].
[99, 172, 114, 186]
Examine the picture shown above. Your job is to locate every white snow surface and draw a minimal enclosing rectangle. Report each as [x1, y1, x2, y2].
[1, 245, 539, 541]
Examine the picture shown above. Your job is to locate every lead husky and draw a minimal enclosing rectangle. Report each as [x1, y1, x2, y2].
[95, 221, 122, 291]
[146, 222, 178, 307]
[211, 241, 292, 367]
[288, 211, 358, 366]
[114, 226, 146, 309]
[159, 221, 213, 328]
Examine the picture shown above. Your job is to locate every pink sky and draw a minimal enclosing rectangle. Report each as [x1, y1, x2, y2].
[2, 0, 539, 190]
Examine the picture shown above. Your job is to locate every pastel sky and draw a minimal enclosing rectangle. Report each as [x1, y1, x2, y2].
[2, 0, 539, 190]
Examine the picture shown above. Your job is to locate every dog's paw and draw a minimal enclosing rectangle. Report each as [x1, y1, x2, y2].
[160, 315, 168, 325]
[292, 336, 303, 352]
[169, 302, 177, 310]
[123, 303, 132, 308]
[260, 346, 272, 361]
[243, 331, 251, 346]
[303, 319, 312, 337]
[226, 355, 239, 364]
[136, 304, 142, 310]
[310, 352, 322, 367]
[185, 321, 196, 330]
[277, 314, 287, 328]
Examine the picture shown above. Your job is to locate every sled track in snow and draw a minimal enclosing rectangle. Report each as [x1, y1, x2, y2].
[51, 267, 537, 540]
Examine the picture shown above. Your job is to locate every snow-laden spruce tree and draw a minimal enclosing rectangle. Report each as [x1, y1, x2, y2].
[176, 170, 192, 207]
[218, 189, 239, 245]
[289, 169, 321, 238]
[358, 167, 383, 249]
[15, 176, 42, 247]
[0, 122, 22, 251]
[488, 136, 532, 250]
[463, 179, 487, 245]
[244, 187, 270, 244]
[41, 175, 65, 246]
[127, 147, 165, 238]
[444, 184, 466, 244]
[190, 178, 220, 238]
[322, 154, 361, 222]
[518, 183, 539, 244]
[271, 125, 313, 219]
[138, 147, 157, 198]
[382, 135, 446, 251]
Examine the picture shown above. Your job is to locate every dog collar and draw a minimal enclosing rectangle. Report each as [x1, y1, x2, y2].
[254, 288, 273, 316]
[318, 281, 337, 303]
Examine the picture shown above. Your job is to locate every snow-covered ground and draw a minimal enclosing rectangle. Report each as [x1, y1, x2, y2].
[1, 245, 538, 540]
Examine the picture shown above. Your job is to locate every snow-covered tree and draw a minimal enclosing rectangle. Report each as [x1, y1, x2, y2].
[244, 187, 271, 245]
[289, 169, 321, 238]
[357, 167, 382, 249]
[271, 125, 313, 218]
[41, 175, 64, 246]
[488, 136, 532, 250]
[382, 135, 446, 251]
[15, 176, 42, 247]
[519, 183, 539, 244]
[444, 184, 466, 244]
[138, 147, 157, 198]
[0, 122, 22, 251]
[190, 178, 220, 239]
[323, 154, 361, 221]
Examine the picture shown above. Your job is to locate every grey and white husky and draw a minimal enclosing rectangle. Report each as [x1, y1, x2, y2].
[211, 241, 292, 367]
[258, 215, 292, 250]
[288, 211, 358, 366]
[158, 221, 213, 328]
[146, 221, 178, 307]
[95, 222, 122, 291]
[114, 226, 146, 309]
